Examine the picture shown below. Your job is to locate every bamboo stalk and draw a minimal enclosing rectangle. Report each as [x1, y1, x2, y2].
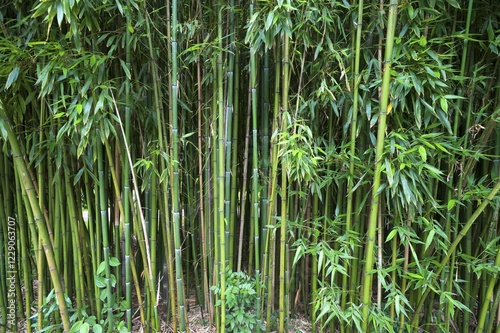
[250, 26, 262, 333]
[216, 2, 227, 330]
[171, 0, 188, 330]
[279, 30, 291, 333]
[360, 1, 398, 330]
[97, 137, 115, 332]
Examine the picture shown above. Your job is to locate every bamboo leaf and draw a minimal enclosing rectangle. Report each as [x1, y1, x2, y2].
[424, 230, 435, 251]
[115, 0, 124, 15]
[120, 59, 131, 80]
[405, 272, 423, 280]
[439, 97, 448, 113]
[445, 0, 460, 8]
[74, 167, 85, 185]
[385, 159, 394, 187]
[386, 229, 398, 242]
[0, 118, 7, 139]
[447, 199, 456, 211]
[56, 1, 64, 26]
[418, 146, 427, 162]
[5, 66, 20, 90]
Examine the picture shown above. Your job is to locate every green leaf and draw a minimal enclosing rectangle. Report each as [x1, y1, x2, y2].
[96, 261, 106, 276]
[424, 230, 435, 251]
[56, 1, 64, 26]
[418, 146, 427, 162]
[5, 66, 20, 90]
[115, 0, 124, 15]
[385, 159, 394, 187]
[386, 229, 398, 242]
[95, 275, 106, 288]
[445, 0, 460, 8]
[109, 257, 121, 267]
[80, 323, 90, 333]
[419, 36, 427, 46]
[443, 94, 466, 100]
[92, 324, 103, 333]
[439, 97, 448, 113]
[74, 167, 85, 185]
[70, 321, 82, 333]
[127, 21, 134, 33]
[406, 272, 423, 280]
[0, 118, 7, 139]
[120, 59, 131, 80]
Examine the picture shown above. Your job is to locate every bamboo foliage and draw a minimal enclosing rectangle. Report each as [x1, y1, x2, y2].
[0, 1, 500, 333]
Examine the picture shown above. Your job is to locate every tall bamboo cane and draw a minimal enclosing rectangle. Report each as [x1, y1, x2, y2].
[249, 14, 262, 330]
[360, 1, 398, 330]
[216, 3, 228, 331]
[171, 0, 188, 330]
[279, 29, 291, 332]
[343, 0, 365, 319]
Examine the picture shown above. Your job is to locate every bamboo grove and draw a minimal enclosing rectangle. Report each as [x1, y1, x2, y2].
[0, 0, 499, 332]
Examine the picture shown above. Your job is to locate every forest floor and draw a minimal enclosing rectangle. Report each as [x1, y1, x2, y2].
[18, 279, 313, 332]
[157, 305, 313, 333]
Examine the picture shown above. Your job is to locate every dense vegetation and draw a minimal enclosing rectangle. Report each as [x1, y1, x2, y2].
[0, 0, 499, 332]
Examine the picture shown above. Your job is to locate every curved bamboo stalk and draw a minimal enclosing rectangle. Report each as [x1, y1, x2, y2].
[412, 177, 500, 329]
[0, 104, 70, 332]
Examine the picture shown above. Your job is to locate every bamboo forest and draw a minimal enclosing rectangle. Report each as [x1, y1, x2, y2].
[0, 0, 499, 332]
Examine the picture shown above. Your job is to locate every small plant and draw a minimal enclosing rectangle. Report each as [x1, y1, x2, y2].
[211, 269, 265, 333]
[30, 289, 73, 332]
[33, 258, 127, 333]
[85, 257, 128, 333]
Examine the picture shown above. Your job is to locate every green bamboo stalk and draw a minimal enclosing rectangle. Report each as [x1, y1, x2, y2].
[63, 158, 85, 315]
[171, 0, 188, 330]
[195, 14, 212, 320]
[123, 2, 133, 330]
[37, 237, 45, 332]
[225, 0, 236, 271]
[230, 45, 241, 273]
[0, 160, 7, 333]
[97, 137, 114, 332]
[279, 154, 288, 333]
[265, 44, 281, 323]
[211, 56, 221, 332]
[14, 165, 32, 333]
[260, 48, 270, 254]
[311, 193, 319, 332]
[149, 157, 160, 331]
[360, 1, 398, 330]
[0, 104, 70, 332]
[250, 33, 262, 333]
[83, 165, 101, 318]
[344, 0, 364, 318]
[279, 30, 291, 332]
[216, 2, 228, 330]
